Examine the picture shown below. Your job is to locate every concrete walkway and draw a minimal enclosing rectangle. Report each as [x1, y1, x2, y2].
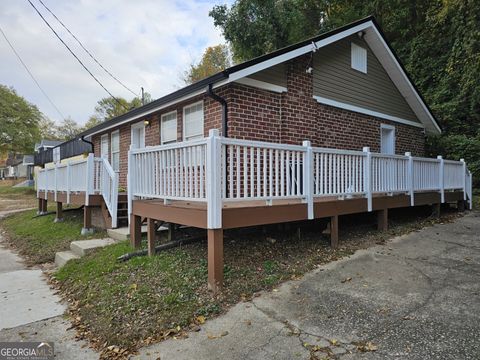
[0, 214, 97, 359]
[135, 212, 480, 360]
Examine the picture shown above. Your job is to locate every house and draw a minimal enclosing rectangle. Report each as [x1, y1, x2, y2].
[36, 17, 473, 292]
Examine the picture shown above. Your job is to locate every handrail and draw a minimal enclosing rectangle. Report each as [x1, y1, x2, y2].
[126, 132, 471, 229]
[36, 154, 119, 228]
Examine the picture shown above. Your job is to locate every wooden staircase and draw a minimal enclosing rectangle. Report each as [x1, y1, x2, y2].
[101, 193, 128, 229]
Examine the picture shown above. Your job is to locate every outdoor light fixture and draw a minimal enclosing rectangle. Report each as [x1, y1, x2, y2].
[357, 31, 365, 39]
[144, 119, 150, 126]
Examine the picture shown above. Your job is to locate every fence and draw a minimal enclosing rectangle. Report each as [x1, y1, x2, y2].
[37, 154, 119, 227]
[128, 130, 472, 229]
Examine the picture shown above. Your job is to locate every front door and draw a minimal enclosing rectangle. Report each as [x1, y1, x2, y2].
[131, 122, 145, 149]
[380, 124, 395, 154]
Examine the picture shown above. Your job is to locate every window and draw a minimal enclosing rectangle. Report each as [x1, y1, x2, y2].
[101, 134, 109, 159]
[111, 130, 120, 171]
[183, 101, 204, 141]
[161, 111, 177, 144]
[351, 42, 367, 73]
[130, 122, 145, 149]
[380, 124, 395, 154]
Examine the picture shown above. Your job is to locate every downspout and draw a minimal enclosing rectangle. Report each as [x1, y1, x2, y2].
[206, 83, 228, 137]
[80, 135, 94, 154]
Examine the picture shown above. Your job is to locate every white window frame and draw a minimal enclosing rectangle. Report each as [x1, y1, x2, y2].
[100, 134, 109, 159]
[111, 130, 120, 172]
[130, 121, 145, 149]
[380, 124, 396, 155]
[161, 111, 178, 144]
[351, 42, 367, 74]
[183, 101, 204, 141]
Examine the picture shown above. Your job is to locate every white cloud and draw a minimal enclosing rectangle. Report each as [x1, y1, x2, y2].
[0, 0, 231, 125]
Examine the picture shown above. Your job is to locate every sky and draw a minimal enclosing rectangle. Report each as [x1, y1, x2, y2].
[0, 0, 231, 125]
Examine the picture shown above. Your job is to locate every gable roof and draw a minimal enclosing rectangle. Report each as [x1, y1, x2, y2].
[79, 16, 440, 138]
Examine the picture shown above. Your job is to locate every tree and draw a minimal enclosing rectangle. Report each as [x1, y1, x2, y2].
[210, 0, 480, 183]
[86, 93, 153, 129]
[0, 84, 42, 155]
[183, 45, 232, 84]
[38, 116, 61, 140]
[56, 117, 82, 140]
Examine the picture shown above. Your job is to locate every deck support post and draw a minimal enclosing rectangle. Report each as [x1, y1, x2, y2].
[167, 223, 175, 241]
[54, 202, 63, 223]
[208, 228, 224, 294]
[147, 218, 156, 256]
[377, 208, 388, 231]
[330, 215, 339, 249]
[81, 206, 94, 235]
[130, 214, 142, 249]
[37, 198, 45, 215]
[457, 200, 466, 212]
[39, 197, 48, 214]
[432, 203, 441, 218]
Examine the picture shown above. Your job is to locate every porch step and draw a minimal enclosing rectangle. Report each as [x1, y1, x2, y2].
[55, 251, 80, 268]
[70, 238, 118, 257]
[107, 224, 168, 241]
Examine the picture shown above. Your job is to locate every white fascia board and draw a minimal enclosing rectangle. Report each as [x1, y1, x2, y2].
[85, 79, 229, 139]
[313, 95, 425, 129]
[228, 22, 374, 82]
[234, 78, 287, 93]
[365, 27, 441, 134]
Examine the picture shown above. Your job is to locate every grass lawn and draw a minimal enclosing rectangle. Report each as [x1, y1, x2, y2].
[53, 205, 464, 356]
[1, 208, 106, 264]
[0, 184, 37, 211]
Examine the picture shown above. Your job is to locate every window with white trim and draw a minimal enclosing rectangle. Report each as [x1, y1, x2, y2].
[52, 147, 60, 163]
[101, 134, 109, 159]
[111, 130, 120, 172]
[161, 111, 177, 144]
[183, 102, 204, 141]
[351, 42, 367, 73]
[380, 124, 395, 154]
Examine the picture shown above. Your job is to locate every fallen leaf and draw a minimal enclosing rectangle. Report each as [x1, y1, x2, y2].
[329, 339, 338, 346]
[341, 277, 352, 283]
[196, 315, 206, 324]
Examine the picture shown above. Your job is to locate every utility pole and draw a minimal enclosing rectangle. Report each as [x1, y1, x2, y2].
[141, 87, 145, 105]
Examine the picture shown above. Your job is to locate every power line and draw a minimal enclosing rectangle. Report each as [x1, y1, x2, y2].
[0, 25, 66, 120]
[37, 0, 139, 97]
[26, 0, 130, 111]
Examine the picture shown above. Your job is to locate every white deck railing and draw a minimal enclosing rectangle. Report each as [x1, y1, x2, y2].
[37, 154, 119, 227]
[128, 129, 473, 229]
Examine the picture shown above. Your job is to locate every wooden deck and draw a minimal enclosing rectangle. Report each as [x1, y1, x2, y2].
[130, 190, 466, 293]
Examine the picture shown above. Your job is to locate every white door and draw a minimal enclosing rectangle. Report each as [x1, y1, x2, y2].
[131, 122, 145, 149]
[380, 125, 395, 155]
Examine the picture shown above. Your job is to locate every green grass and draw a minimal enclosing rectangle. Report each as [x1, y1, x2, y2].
[0, 185, 36, 195]
[1, 209, 106, 264]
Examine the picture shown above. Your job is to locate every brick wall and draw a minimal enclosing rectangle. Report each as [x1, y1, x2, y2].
[92, 54, 425, 188]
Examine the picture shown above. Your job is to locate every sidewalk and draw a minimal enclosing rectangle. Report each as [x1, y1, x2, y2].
[0, 212, 97, 359]
[135, 211, 480, 360]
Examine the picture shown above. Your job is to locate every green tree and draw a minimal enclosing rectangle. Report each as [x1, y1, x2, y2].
[0, 84, 42, 155]
[184, 45, 232, 84]
[86, 93, 153, 129]
[56, 117, 82, 140]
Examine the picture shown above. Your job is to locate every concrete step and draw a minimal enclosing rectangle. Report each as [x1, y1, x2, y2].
[70, 238, 118, 257]
[55, 251, 80, 268]
[107, 225, 168, 241]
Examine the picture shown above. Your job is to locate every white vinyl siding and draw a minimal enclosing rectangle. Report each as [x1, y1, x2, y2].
[161, 111, 177, 144]
[183, 102, 204, 141]
[101, 134, 109, 159]
[111, 130, 120, 172]
[351, 42, 367, 73]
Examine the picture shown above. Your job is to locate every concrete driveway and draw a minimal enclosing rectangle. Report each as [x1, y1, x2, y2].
[136, 211, 480, 360]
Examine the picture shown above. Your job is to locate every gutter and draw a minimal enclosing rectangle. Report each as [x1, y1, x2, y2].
[206, 83, 228, 137]
[80, 136, 94, 153]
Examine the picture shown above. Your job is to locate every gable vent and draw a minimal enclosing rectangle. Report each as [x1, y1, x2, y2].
[351, 42, 367, 73]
